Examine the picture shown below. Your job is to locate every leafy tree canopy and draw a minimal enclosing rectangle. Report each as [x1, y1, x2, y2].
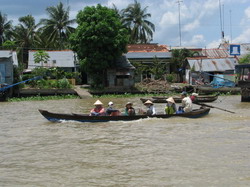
[0, 11, 13, 46]
[2, 40, 16, 50]
[171, 48, 195, 69]
[34, 50, 50, 64]
[121, 0, 155, 44]
[239, 53, 250, 64]
[171, 48, 196, 82]
[39, 2, 76, 49]
[70, 4, 129, 86]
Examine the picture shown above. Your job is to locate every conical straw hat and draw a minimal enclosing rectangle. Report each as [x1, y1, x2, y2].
[144, 100, 153, 105]
[126, 102, 133, 106]
[192, 93, 199, 96]
[166, 97, 175, 103]
[94, 100, 103, 105]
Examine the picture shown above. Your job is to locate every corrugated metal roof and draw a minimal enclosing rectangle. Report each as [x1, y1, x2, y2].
[116, 55, 135, 69]
[127, 44, 169, 52]
[219, 43, 250, 58]
[187, 57, 238, 72]
[28, 50, 77, 69]
[202, 49, 229, 58]
[169, 46, 202, 51]
[126, 52, 172, 59]
[0, 50, 18, 66]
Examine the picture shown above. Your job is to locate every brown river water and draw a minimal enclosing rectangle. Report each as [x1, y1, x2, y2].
[0, 95, 250, 186]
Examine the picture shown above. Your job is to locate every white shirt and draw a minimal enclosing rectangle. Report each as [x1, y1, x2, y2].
[182, 96, 193, 112]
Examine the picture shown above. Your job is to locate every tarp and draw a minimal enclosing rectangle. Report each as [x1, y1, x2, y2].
[210, 74, 236, 88]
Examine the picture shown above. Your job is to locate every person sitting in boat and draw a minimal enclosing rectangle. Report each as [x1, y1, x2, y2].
[165, 97, 177, 114]
[90, 100, 105, 116]
[124, 102, 136, 116]
[144, 100, 156, 115]
[178, 91, 193, 113]
[106, 101, 121, 116]
[190, 93, 199, 103]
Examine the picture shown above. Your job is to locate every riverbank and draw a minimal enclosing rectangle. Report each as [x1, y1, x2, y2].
[1, 81, 241, 102]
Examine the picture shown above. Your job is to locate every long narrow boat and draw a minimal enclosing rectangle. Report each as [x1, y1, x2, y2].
[38, 108, 210, 123]
[141, 95, 218, 104]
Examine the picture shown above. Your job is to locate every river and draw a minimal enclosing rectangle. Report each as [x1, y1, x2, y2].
[0, 95, 250, 186]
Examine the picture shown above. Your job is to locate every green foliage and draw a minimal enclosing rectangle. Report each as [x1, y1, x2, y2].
[39, 2, 76, 49]
[2, 40, 16, 49]
[171, 48, 196, 82]
[27, 67, 78, 80]
[150, 57, 167, 79]
[121, 0, 155, 43]
[132, 58, 167, 80]
[13, 15, 38, 65]
[171, 48, 195, 69]
[26, 79, 72, 89]
[0, 12, 13, 46]
[8, 94, 78, 102]
[239, 54, 250, 64]
[33, 50, 50, 64]
[29, 67, 49, 79]
[131, 61, 149, 76]
[21, 67, 78, 88]
[70, 4, 129, 87]
[166, 74, 174, 83]
[57, 78, 71, 89]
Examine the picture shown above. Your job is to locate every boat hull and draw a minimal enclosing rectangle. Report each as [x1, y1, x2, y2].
[142, 95, 218, 104]
[39, 108, 210, 123]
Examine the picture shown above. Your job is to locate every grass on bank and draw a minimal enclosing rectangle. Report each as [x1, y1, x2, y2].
[7, 94, 79, 102]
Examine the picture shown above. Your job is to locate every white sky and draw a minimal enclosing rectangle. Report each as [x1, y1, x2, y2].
[1, 0, 250, 48]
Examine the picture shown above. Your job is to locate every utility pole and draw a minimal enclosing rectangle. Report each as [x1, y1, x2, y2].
[219, 0, 224, 41]
[230, 10, 232, 43]
[177, 0, 183, 46]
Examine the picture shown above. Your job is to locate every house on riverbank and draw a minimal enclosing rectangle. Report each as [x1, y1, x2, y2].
[27, 50, 79, 72]
[126, 44, 172, 82]
[106, 55, 135, 88]
[185, 57, 238, 85]
[0, 50, 18, 85]
[0, 50, 18, 100]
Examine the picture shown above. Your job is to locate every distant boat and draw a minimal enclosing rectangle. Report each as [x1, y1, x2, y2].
[140, 95, 218, 104]
[197, 86, 240, 95]
[39, 108, 210, 123]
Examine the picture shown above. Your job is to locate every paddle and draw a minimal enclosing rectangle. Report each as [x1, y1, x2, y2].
[194, 102, 235, 114]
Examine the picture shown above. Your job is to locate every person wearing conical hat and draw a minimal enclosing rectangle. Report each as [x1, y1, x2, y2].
[124, 102, 136, 116]
[144, 100, 156, 115]
[90, 100, 105, 116]
[165, 97, 177, 114]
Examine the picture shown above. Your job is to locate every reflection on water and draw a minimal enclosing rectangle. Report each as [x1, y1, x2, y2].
[0, 95, 250, 186]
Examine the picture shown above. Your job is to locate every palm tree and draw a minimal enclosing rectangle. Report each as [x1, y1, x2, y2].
[13, 15, 38, 66]
[39, 2, 76, 49]
[171, 49, 195, 82]
[122, 0, 155, 44]
[0, 12, 13, 46]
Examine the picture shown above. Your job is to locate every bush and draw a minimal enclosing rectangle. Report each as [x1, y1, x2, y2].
[166, 74, 174, 83]
[57, 78, 72, 89]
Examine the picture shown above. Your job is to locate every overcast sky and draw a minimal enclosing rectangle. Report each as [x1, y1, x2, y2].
[1, 0, 250, 48]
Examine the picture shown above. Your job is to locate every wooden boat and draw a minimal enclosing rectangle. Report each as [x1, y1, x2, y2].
[197, 86, 241, 94]
[141, 95, 218, 104]
[38, 108, 210, 123]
